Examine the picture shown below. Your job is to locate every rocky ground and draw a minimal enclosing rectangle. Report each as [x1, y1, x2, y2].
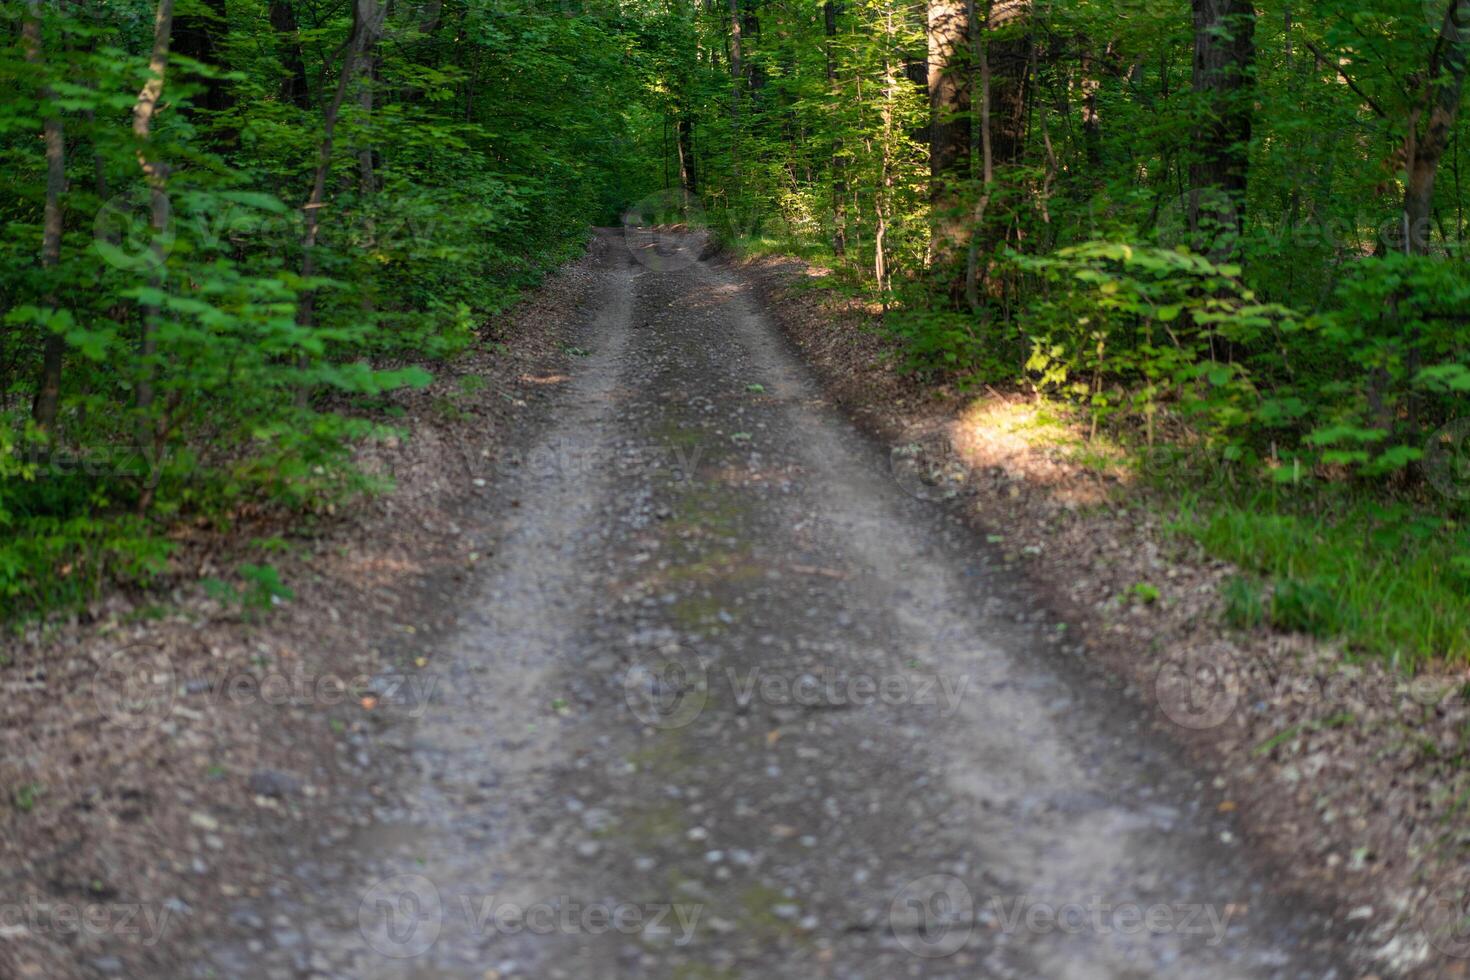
[732, 248, 1470, 979]
[1, 228, 1464, 979]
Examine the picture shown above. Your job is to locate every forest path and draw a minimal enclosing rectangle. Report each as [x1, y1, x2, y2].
[200, 229, 1356, 979]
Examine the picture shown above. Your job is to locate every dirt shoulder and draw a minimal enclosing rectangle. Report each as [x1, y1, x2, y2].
[0, 236, 608, 979]
[727, 250, 1470, 979]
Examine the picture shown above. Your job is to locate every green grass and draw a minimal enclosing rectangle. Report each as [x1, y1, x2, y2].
[1169, 490, 1470, 669]
[951, 393, 1469, 671]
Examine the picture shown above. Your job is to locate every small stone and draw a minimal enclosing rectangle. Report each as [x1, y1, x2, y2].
[247, 769, 301, 799]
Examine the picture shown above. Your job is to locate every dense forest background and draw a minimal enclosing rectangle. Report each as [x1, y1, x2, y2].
[3, 0, 1469, 664]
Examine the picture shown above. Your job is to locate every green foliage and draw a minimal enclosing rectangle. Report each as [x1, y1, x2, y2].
[1175, 492, 1470, 667]
[203, 562, 294, 617]
[1125, 581, 1162, 605]
[1221, 575, 1266, 630]
[0, 0, 665, 621]
[1270, 577, 1339, 637]
[10, 783, 42, 814]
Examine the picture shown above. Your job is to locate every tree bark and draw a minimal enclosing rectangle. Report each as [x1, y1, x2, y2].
[677, 116, 698, 195]
[927, 0, 971, 270]
[729, 0, 743, 183]
[22, 0, 67, 435]
[1079, 44, 1102, 167]
[131, 0, 177, 513]
[1403, 0, 1470, 255]
[358, 47, 379, 195]
[824, 0, 847, 257]
[964, 0, 994, 310]
[1189, 0, 1255, 246]
[953, 0, 1027, 303]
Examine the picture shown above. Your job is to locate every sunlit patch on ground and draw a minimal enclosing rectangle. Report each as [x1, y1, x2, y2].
[948, 394, 1123, 507]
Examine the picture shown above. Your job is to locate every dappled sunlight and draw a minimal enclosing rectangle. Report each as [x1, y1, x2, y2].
[947, 394, 1125, 507]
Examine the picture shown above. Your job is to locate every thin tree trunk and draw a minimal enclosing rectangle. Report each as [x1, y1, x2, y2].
[875, 4, 899, 295]
[270, 0, 312, 109]
[964, 0, 994, 311]
[677, 116, 698, 195]
[960, 0, 1027, 306]
[132, 0, 176, 514]
[358, 48, 378, 195]
[23, 0, 67, 435]
[824, 0, 847, 257]
[296, 0, 385, 408]
[728, 0, 743, 186]
[1079, 45, 1102, 167]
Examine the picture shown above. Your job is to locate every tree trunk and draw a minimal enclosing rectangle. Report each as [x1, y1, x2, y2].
[1189, 0, 1255, 246]
[296, 0, 385, 408]
[358, 47, 379, 195]
[1079, 45, 1102, 167]
[986, 1, 1029, 168]
[270, 0, 312, 110]
[958, 0, 1027, 304]
[22, 0, 67, 436]
[174, 0, 233, 140]
[729, 0, 743, 184]
[131, 0, 177, 513]
[824, 0, 847, 257]
[876, 2, 900, 294]
[1404, 0, 1470, 255]
[927, 0, 971, 272]
[964, 0, 994, 310]
[677, 116, 698, 195]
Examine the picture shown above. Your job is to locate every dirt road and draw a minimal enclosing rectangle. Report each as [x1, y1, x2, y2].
[198, 230, 1361, 978]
